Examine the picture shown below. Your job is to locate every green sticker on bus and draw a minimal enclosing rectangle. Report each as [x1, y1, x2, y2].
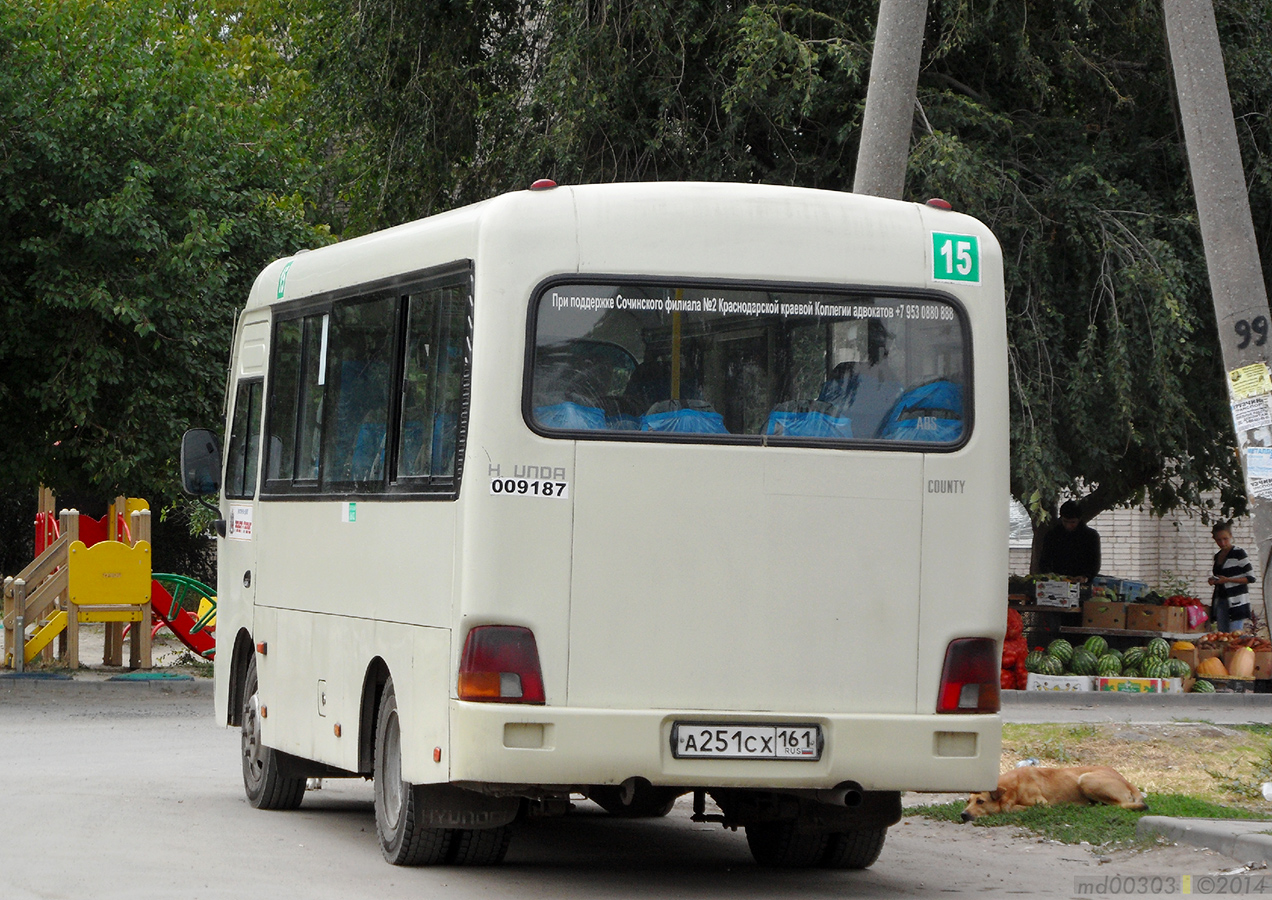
[932, 232, 980, 284]
[277, 260, 294, 300]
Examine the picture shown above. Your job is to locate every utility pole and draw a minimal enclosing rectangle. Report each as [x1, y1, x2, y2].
[1164, 0, 1272, 632]
[854, 0, 928, 199]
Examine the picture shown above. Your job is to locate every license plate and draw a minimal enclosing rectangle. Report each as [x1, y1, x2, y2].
[671, 723, 822, 760]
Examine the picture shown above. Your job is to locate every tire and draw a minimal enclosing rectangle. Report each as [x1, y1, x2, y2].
[374, 680, 454, 865]
[449, 825, 513, 865]
[241, 655, 305, 810]
[745, 820, 828, 868]
[820, 827, 887, 869]
[587, 784, 677, 818]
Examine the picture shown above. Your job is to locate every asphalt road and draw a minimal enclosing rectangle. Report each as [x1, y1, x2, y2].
[0, 681, 1260, 900]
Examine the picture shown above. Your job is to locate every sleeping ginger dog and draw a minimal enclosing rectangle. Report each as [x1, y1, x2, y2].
[961, 765, 1148, 821]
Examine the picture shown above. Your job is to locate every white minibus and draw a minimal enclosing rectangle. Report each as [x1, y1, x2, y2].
[181, 181, 1007, 869]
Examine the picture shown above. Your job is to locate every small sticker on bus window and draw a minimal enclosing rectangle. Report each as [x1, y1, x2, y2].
[489, 478, 569, 499]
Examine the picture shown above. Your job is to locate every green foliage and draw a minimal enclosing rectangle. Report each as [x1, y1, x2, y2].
[298, 0, 1272, 524]
[909, 793, 1271, 846]
[909, 0, 1259, 523]
[0, 0, 331, 502]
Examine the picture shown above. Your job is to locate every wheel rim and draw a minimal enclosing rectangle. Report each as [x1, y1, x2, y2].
[381, 709, 404, 831]
[242, 690, 264, 787]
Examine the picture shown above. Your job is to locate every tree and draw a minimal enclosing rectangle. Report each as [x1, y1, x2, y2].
[0, 0, 331, 508]
[302, 0, 1272, 529]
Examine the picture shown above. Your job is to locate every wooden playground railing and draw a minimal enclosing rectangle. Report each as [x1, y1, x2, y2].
[3, 500, 154, 672]
[3, 510, 74, 671]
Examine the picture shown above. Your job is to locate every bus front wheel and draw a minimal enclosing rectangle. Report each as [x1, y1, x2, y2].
[373, 680, 453, 865]
[241, 655, 305, 810]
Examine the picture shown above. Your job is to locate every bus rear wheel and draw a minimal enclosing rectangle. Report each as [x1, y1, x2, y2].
[241, 655, 305, 810]
[745, 820, 828, 868]
[820, 827, 887, 869]
[373, 680, 454, 865]
[449, 825, 513, 865]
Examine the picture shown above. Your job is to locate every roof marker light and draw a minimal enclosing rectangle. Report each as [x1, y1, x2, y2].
[926, 198, 954, 210]
[530, 179, 558, 191]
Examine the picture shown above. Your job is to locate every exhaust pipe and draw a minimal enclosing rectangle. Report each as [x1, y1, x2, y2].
[813, 782, 865, 807]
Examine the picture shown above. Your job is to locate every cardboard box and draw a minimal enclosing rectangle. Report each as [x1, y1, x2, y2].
[1094, 676, 1181, 693]
[1197, 642, 1224, 662]
[1035, 580, 1080, 609]
[1025, 674, 1093, 692]
[1082, 600, 1127, 630]
[1121, 580, 1149, 603]
[1124, 604, 1187, 633]
[1092, 576, 1123, 593]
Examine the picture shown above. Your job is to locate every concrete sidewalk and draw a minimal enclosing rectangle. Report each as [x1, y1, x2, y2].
[1002, 687, 1272, 724]
[1138, 817, 1272, 864]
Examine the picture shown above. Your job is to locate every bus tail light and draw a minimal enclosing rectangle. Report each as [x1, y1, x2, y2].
[936, 638, 1000, 713]
[458, 626, 546, 704]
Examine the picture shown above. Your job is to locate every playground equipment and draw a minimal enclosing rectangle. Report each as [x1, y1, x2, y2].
[3, 493, 217, 672]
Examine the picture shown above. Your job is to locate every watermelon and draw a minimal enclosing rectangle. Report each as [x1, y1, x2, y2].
[1025, 650, 1048, 673]
[1047, 639, 1074, 665]
[1105, 648, 1123, 663]
[1146, 638, 1170, 661]
[1097, 654, 1122, 677]
[1141, 659, 1170, 679]
[1041, 655, 1065, 676]
[1192, 679, 1216, 694]
[1083, 635, 1109, 658]
[1070, 648, 1099, 676]
[1167, 658, 1191, 678]
[1122, 646, 1146, 670]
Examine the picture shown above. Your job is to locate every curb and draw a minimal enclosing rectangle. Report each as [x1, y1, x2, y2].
[1137, 816, 1272, 864]
[0, 673, 213, 698]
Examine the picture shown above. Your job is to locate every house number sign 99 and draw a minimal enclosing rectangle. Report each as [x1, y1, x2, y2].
[1235, 316, 1269, 350]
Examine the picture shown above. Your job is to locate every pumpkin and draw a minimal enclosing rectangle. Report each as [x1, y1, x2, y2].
[1228, 647, 1256, 679]
[1196, 657, 1229, 678]
[1172, 641, 1196, 651]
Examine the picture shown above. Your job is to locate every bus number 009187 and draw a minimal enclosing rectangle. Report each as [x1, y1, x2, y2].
[489, 478, 569, 498]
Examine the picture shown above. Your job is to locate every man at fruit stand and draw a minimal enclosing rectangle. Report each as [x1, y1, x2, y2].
[1037, 500, 1101, 582]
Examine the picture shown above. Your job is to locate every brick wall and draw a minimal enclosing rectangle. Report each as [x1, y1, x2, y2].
[1008, 503, 1255, 599]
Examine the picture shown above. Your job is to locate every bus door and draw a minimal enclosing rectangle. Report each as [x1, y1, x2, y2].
[221, 318, 271, 619]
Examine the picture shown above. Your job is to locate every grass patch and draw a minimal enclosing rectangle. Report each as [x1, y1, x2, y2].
[999, 723, 1272, 809]
[907, 794, 1272, 847]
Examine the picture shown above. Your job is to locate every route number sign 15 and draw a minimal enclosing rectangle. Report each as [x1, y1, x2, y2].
[932, 232, 981, 284]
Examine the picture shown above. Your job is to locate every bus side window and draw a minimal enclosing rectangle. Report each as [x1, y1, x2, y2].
[321, 296, 397, 490]
[267, 319, 303, 482]
[296, 314, 327, 481]
[225, 380, 263, 499]
[398, 283, 466, 481]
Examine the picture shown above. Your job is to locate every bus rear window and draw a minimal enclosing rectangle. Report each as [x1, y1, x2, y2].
[529, 283, 969, 445]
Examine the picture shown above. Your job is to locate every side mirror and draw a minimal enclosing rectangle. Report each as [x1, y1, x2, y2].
[181, 428, 222, 497]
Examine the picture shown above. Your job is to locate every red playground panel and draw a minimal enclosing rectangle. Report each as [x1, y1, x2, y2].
[150, 576, 216, 660]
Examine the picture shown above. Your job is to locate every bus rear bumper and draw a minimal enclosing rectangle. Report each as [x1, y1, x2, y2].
[442, 702, 1000, 793]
